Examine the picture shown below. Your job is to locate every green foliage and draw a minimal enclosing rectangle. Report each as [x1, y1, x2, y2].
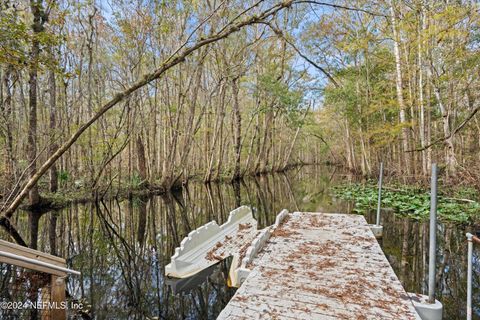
[255, 70, 305, 127]
[333, 183, 480, 223]
[129, 173, 144, 189]
[0, 8, 29, 66]
[322, 47, 398, 149]
[59, 170, 70, 182]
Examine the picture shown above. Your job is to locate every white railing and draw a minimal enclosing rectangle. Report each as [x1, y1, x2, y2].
[0, 250, 80, 275]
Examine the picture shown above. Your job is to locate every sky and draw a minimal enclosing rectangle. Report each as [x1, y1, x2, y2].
[93, 0, 333, 107]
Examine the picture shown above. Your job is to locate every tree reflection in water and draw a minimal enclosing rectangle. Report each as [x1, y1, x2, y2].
[371, 208, 480, 320]
[0, 166, 478, 319]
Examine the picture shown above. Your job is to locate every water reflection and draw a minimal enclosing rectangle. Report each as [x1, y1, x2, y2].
[0, 165, 478, 319]
[365, 209, 480, 320]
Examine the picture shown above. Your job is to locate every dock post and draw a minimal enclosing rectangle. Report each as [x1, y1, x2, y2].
[376, 162, 383, 226]
[428, 163, 437, 304]
[466, 232, 473, 320]
[369, 162, 383, 239]
[407, 163, 442, 320]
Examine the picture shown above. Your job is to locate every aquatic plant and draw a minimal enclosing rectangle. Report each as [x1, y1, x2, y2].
[333, 184, 480, 223]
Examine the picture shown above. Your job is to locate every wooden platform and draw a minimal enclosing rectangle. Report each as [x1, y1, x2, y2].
[217, 212, 421, 320]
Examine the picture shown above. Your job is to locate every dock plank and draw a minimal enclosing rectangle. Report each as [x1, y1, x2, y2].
[217, 212, 421, 320]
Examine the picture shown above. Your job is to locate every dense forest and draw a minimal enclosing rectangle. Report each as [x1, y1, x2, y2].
[1, 0, 480, 238]
[317, 0, 480, 181]
[1, 0, 322, 215]
[1, 1, 480, 319]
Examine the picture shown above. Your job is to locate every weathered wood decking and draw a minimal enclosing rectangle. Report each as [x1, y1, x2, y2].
[217, 212, 421, 320]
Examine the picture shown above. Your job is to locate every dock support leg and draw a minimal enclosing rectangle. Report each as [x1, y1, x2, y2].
[428, 163, 437, 304]
[369, 224, 383, 239]
[376, 162, 383, 227]
[408, 164, 442, 320]
[369, 162, 383, 239]
[466, 233, 473, 320]
[408, 293, 443, 320]
[50, 275, 67, 320]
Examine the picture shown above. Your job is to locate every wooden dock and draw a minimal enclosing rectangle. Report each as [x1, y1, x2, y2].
[217, 212, 421, 320]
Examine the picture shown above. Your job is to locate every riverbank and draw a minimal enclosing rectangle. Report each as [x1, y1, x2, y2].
[16, 162, 480, 225]
[333, 182, 480, 224]
[20, 162, 311, 211]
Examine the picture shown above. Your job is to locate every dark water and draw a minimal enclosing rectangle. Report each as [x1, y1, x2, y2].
[1, 165, 479, 319]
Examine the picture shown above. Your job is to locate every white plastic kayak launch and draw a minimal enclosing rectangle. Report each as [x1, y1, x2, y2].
[165, 206, 259, 278]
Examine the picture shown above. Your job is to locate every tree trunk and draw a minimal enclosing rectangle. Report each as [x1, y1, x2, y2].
[390, 0, 411, 174]
[49, 213, 57, 255]
[1, 65, 16, 182]
[433, 82, 457, 172]
[27, 0, 47, 206]
[418, 4, 427, 175]
[231, 77, 242, 180]
[49, 59, 58, 193]
[344, 119, 354, 170]
[27, 40, 41, 205]
[136, 134, 147, 186]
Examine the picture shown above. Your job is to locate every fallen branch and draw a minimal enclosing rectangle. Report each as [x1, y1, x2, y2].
[407, 105, 480, 152]
[444, 197, 477, 204]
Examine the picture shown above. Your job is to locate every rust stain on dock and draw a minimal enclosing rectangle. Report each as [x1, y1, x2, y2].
[217, 212, 421, 320]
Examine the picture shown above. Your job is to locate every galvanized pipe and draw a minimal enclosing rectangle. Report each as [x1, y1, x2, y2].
[428, 163, 437, 304]
[0, 250, 81, 276]
[466, 232, 473, 320]
[376, 162, 383, 226]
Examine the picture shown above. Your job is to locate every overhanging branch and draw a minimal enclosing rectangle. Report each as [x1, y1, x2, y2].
[262, 22, 339, 87]
[295, 0, 387, 17]
[407, 105, 480, 152]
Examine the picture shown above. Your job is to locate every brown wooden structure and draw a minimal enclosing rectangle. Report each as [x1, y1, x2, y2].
[0, 240, 80, 320]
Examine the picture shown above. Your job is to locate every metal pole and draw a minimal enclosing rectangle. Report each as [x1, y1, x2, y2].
[0, 250, 81, 276]
[428, 163, 437, 304]
[376, 162, 383, 226]
[466, 233, 473, 320]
